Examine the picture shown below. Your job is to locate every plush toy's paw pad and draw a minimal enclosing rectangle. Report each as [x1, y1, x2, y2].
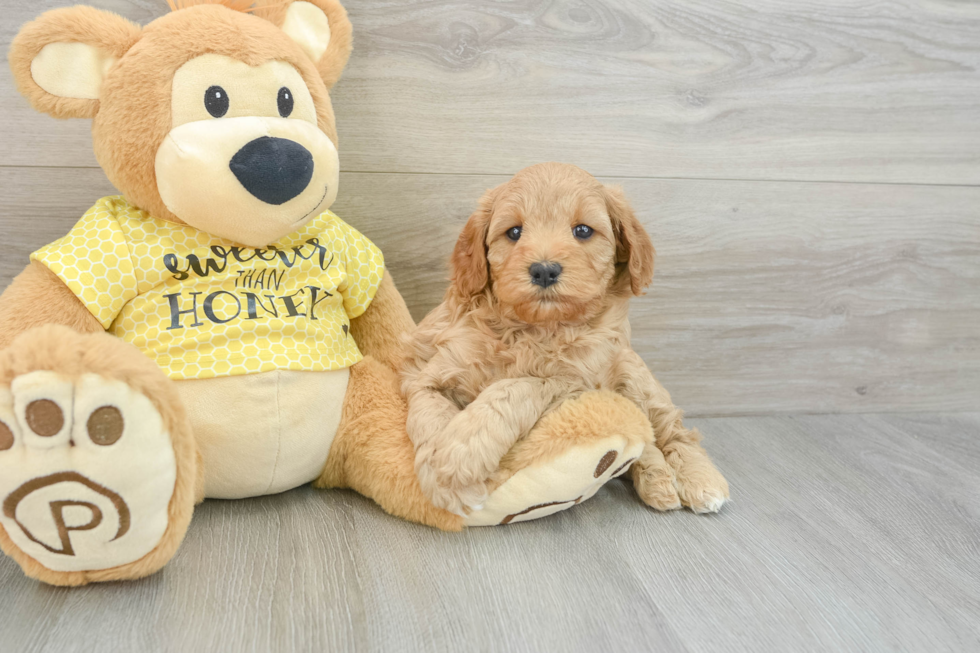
[464, 434, 644, 527]
[0, 372, 177, 572]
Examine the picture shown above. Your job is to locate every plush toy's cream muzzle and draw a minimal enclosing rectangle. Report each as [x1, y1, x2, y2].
[154, 52, 338, 247]
[156, 116, 339, 247]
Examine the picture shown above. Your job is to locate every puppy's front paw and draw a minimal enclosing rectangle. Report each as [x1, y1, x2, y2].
[414, 449, 488, 516]
[425, 479, 488, 517]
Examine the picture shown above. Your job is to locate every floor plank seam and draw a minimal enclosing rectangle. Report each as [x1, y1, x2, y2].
[2, 164, 979, 190]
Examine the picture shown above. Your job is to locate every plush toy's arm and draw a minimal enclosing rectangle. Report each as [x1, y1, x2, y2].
[348, 268, 414, 371]
[0, 261, 103, 350]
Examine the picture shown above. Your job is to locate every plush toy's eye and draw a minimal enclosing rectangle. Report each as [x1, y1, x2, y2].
[278, 87, 294, 117]
[573, 224, 594, 240]
[506, 226, 522, 241]
[204, 85, 229, 118]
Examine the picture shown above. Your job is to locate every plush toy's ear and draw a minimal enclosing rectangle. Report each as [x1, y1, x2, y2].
[605, 185, 655, 296]
[257, 0, 353, 89]
[8, 6, 141, 119]
[451, 185, 500, 297]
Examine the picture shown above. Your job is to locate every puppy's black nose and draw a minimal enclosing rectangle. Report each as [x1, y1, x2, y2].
[230, 136, 314, 205]
[529, 261, 562, 288]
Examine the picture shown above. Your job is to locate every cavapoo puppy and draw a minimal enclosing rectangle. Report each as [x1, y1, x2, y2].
[400, 162, 729, 516]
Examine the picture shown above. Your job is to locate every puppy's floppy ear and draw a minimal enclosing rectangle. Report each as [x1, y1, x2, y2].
[9, 6, 141, 119]
[256, 0, 353, 89]
[451, 186, 500, 297]
[605, 184, 655, 295]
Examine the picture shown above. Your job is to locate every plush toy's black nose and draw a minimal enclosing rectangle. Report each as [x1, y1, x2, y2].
[230, 136, 314, 205]
[529, 261, 562, 288]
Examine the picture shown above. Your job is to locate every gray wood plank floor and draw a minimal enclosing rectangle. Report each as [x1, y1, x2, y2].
[0, 412, 977, 653]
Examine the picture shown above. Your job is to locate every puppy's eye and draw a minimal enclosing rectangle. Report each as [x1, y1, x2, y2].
[278, 87, 294, 117]
[204, 85, 229, 118]
[506, 226, 522, 241]
[573, 224, 594, 240]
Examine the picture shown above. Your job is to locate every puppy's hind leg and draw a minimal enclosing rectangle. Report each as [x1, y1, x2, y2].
[661, 436, 729, 514]
[630, 444, 681, 511]
[645, 388, 728, 513]
[617, 351, 729, 514]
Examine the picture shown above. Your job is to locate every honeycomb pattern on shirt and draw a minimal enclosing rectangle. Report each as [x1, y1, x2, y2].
[32, 196, 384, 381]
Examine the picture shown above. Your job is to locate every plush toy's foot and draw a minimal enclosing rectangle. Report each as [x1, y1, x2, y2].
[464, 391, 652, 527]
[0, 326, 197, 586]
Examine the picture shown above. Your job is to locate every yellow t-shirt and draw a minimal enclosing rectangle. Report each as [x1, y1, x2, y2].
[32, 196, 384, 381]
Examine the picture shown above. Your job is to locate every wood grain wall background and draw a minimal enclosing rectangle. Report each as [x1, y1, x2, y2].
[1, 0, 977, 416]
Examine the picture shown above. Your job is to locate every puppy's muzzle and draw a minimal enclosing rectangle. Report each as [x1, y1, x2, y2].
[529, 261, 562, 288]
[230, 136, 314, 205]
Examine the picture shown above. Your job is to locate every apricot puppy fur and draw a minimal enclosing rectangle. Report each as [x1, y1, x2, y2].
[401, 162, 729, 516]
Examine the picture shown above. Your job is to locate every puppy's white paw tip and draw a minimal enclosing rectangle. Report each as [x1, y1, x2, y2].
[690, 492, 728, 514]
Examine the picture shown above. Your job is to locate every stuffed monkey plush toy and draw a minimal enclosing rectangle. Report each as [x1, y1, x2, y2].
[0, 0, 656, 586]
